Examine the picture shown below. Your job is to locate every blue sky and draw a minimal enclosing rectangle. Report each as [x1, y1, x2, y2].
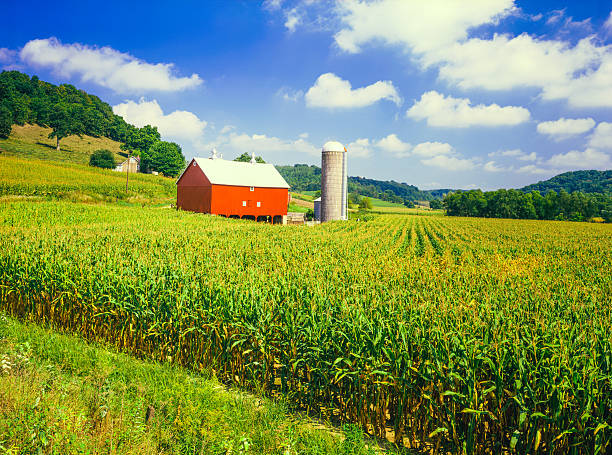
[2, 0, 612, 190]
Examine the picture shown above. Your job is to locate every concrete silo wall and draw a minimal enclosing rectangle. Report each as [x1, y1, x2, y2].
[341, 150, 347, 220]
[321, 150, 344, 222]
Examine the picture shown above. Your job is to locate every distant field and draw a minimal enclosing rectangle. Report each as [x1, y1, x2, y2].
[1, 201, 610, 453]
[0, 124, 127, 165]
[0, 155, 175, 204]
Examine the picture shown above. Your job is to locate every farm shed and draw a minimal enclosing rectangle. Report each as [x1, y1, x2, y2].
[176, 154, 290, 223]
[313, 197, 321, 221]
[114, 156, 140, 173]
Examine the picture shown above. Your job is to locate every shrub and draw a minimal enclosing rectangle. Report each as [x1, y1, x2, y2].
[89, 149, 116, 169]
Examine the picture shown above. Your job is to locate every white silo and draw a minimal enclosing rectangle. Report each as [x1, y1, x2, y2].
[321, 141, 348, 222]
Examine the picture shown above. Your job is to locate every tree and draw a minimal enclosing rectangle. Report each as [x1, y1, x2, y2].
[429, 199, 443, 210]
[48, 103, 84, 151]
[141, 141, 185, 177]
[234, 152, 265, 163]
[0, 104, 11, 138]
[89, 149, 116, 169]
[359, 197, 373, 210]
[121, 124, 161, 155]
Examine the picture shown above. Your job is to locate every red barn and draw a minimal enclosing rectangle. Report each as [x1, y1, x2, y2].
[176, 156, 290, 223]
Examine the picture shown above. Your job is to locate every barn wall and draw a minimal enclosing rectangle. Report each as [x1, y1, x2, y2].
[210, 185, 289, 217]
[177, 161, 212, 212]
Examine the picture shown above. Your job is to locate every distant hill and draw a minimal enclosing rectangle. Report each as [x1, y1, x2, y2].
[276, 164, 448, 204]
[0, 123, 127, 166]
[521, 170, 612, 194]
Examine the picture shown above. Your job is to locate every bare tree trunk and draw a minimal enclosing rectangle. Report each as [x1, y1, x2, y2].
[56, 136, 60, 151]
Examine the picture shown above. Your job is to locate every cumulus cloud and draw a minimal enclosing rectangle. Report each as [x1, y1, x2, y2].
[421, 155, 477, 171]
[406, 91, 530, 127]
[488, 149, 537, 161]
[375, 134, 411, 157]
[537, 117, 596, 141]
[212, 131, 319, 158]
[412, 141, 454, 157]
[547, 148, 612, 170]
[305, 73, 401, 109]
[483, 161, 510, 172]
[346, 138, 372, 158]
[21, 38, 202, 94]
[327, 0, 612, 107]
[113, 98, 207, 143]
[334, 0, 515, 55]
[588, 122, 612, 149]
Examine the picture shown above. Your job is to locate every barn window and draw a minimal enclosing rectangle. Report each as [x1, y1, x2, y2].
[250, 186, 254, 191]
[242, 201, 246, 207]
[257, 201, 261, 207]
[193, 162, 196, 166]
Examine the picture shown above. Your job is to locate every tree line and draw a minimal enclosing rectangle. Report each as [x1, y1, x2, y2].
[276, 163, 441, 205]
[444, 189, 612, 222]
[0, 71, 185, 177]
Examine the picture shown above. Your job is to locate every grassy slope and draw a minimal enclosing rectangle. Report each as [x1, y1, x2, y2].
[0, 124, 126, 166]
[0, 154, 176, 204]
[0, 314, 381, 455]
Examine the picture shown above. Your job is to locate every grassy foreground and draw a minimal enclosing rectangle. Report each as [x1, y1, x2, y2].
[0, 314, 383, 454]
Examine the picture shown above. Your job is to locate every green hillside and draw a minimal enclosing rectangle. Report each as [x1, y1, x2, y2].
[276, 164, 444, 205]
[521, 170, 612, 194]
[0, 154, 175, 204]
[0, 123, 127, 165]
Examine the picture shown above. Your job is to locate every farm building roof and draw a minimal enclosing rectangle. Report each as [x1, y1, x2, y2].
[184, 158, 290, 189]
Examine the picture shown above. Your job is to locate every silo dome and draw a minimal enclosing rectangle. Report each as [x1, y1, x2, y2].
[322, 141, 346, 153]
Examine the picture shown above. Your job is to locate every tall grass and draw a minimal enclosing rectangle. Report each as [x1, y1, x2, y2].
[0, 155, 175, 203]
[1, 201, 610, 453]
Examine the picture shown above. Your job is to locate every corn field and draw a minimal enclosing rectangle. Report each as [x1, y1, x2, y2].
[1, 201, 610, 453]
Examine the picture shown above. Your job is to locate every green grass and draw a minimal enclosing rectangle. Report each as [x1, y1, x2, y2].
[288, 202, 310, 213]
[0, 155, 176, 204]
[0, 124, 126, 166]
[0, 314, 385, 454]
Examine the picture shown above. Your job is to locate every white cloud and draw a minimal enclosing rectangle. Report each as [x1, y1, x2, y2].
[406, 91, 530, 127]
[21, 37, 202, 94]
[334, 0, 515, 55]
[421, 155, 477, 171]
[375, 134, 411, 157]
[112, 98, 207, 143]
[605, 12, 612, 35]
[346, 138, 371, 158]
[220, 125, 236, 134]
[263, 0, 284, 11]
[412, 141, 454, 157]
[213, 132, 319, 158]
[277, 86, 304, 102]
[547, 148, 612, 170]
[305, 73, 401, 109]
[516, 164, 552, 175]
[488, 149, 537, 161]
[537, 117, 596, 141]
[0, 48, 16, 63]
[483, 161, 510, 172]
[326, 1, 612, 107]
[588, 122, 612, 149]
[285, 8, 301, 32]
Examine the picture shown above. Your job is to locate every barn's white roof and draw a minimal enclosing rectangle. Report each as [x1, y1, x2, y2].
[183, 157, 290, 189]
